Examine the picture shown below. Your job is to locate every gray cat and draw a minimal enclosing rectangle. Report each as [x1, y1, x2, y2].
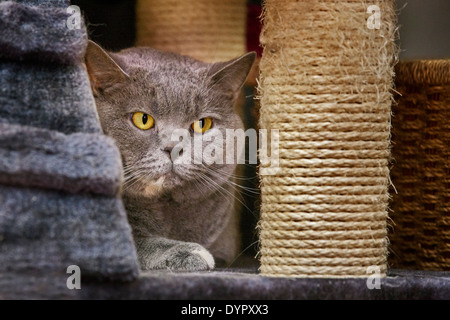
[85, 41, 255, 271]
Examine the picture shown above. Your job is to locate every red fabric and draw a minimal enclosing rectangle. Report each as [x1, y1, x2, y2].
[246, 3, 263, 56]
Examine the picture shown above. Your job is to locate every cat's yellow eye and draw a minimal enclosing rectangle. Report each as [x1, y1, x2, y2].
[132, 112, 154, 130]
[192, 118, 213, 134]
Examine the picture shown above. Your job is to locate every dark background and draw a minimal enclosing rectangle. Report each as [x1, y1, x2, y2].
[72, 0, 136, 51]
[396, 0, 450, 60]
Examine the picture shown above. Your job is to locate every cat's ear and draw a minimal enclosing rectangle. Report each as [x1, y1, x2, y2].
[85, 40, 129, 95]
[208, 52, 257, 97]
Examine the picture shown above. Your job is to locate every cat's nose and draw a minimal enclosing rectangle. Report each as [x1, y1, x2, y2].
[163, 145, 174, 154]
[162, 142, 183, 160]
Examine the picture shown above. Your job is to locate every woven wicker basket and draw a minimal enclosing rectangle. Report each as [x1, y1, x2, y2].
[389, 60, 450, 270]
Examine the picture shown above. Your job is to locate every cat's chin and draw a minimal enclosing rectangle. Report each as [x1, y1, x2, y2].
[123, 168, 193, 199]
[142, 176, 166, 198]
[138, 172, 185, 198]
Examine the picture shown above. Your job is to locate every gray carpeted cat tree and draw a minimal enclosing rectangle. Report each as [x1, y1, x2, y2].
[0, 0, 449, 300]
[0, 0, 139, 292]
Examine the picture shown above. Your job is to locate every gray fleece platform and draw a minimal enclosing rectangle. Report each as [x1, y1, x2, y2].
[0, 0, 139, 282]
[1, 267, 449, 300]
[0, 0, 449, 300]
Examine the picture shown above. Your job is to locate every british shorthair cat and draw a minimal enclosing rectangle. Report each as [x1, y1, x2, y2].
[85, 41, 255, 271]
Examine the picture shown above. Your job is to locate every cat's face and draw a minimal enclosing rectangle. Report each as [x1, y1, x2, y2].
[86, 42, 255, 198]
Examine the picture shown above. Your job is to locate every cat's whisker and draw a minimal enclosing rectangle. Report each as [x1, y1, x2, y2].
[209, 175, 257, 201]
[123, 173, 143, 186]
[195, 173, 233, 208]
[122, 178, 142, 192]
[191, 172, 212, 201]
[203, 165, 259, 182]
[125, 170, 147, 183]
[223, 240, 260, 270]
[122, 161, 139, 171]
[201, 166, 260, 195]
[190, 176, 205, 198]
[122, 168, 148, 192]
[122, 165, 136, 172]
[190, 173, 212, 199]
[123, 167, 145, 180]
[204, 165, 247, 176]
[122, 180, 144, 193]
[195, 171, 253, 214]
[200, 173, 258, 214]
[122, 169, 137, 177]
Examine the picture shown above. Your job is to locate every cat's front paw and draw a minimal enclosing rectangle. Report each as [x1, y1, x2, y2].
[139, 241, 215, 271]
[174, 244, 215, 271]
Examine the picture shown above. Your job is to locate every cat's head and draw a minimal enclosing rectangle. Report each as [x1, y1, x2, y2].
[85, 41, 255, 199]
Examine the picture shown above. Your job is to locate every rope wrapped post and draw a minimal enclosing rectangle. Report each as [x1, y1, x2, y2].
[389, 60, 450, 270]
[258, 0, 397, 277]
[136, 0, 246, 62]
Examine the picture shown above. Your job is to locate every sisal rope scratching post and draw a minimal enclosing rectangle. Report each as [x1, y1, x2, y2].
[136, 0, 246, 62]
[258, 0, 397, 277]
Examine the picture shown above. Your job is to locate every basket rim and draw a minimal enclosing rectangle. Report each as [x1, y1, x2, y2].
[395, 59, 450, 86]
